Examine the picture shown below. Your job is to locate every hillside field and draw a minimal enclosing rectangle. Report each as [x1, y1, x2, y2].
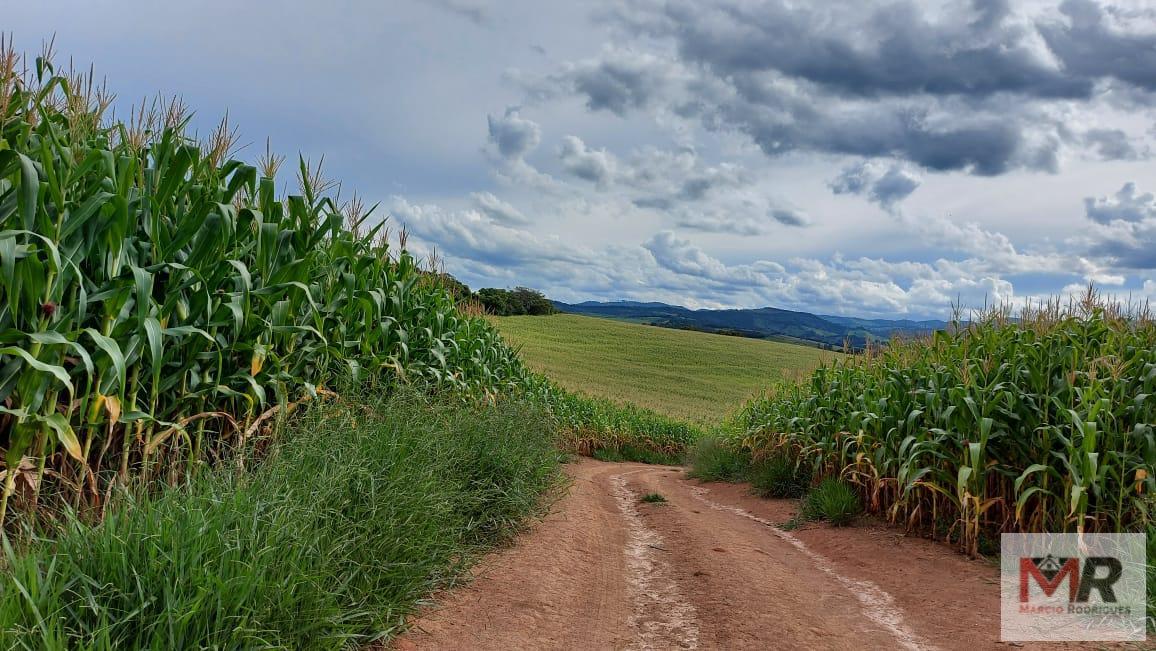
[495, 314, 837, 423]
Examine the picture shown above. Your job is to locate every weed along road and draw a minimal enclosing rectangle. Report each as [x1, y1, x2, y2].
[394, 459, 1038, 651]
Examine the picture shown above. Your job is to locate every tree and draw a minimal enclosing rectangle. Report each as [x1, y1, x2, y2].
[475, 286, 557, 316]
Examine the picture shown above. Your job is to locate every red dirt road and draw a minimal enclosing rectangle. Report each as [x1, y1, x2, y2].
[393, 460, 1104, 650]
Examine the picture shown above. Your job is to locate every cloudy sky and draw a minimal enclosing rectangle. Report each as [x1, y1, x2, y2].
[11, 0, 1156, 318]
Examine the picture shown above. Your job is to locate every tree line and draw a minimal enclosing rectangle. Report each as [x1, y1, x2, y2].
[434, 274, 557, 316]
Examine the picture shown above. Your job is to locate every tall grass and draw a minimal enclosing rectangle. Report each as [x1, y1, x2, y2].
[801, 477, 861, 526]
[0, 42, 525, 528]
[0, 391, 561, 648]
[748, 454, 810, 499]
[686, 436, 750, 482]
[738, 290, 1155, 556]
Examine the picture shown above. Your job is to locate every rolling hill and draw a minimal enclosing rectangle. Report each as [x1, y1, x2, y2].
[554, 300, 948, 350]
[494, 313, 837, 423]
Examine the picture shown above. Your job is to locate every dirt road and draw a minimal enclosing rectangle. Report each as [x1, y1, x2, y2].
[393, 459, 1055, 650]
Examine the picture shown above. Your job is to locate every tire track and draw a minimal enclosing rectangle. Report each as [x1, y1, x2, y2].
[610, 470, 700, 650]
[687, 485, 935, 651]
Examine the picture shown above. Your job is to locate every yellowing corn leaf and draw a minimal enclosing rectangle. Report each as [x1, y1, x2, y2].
[44, 413, 84, 463]
[101, 394, 122, 424]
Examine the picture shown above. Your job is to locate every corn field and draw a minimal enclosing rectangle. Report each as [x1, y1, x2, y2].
[739, 290, 1156, 555]
[520, 374, 701, 461]
[0, 43, 527, 530]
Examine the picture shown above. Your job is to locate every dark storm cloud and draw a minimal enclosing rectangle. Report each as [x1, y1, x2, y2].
[675, 165, 748, 201]
[769, 208, 810, 227]
[830, 162, 922, 209]
[631, 0, 1091, 100]
[1089, 236, 1156, 269]
[553, 141, 798, 235]
[1039, 0, 1156, 93]
[742, 106, 1036, 175]
[525, 49, 679, 115]
[528, 0, 1156, 177]
[869, 167, 921, 206]
[1081, 128, 1143, 160]
[538, 33, 1056, 175]
[617, 0, 1156, 101]
[487, 108, 540, 160]
[571, 52, 673, 115]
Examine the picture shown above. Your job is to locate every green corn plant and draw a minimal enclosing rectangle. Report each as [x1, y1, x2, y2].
[0, 44, 530, 529]
[737, 288, 1156, 554]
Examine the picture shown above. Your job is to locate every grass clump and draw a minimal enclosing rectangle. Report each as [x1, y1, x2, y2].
[686, 436, 750, 482]
[801, 478, 861, 527]
[640, 492, 667, 503]
[748, 456, 810, 498]
[0, 392, 560, 649]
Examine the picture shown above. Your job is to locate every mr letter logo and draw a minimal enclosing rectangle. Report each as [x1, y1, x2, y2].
[1001, 534, 1146, 642]
[1019, 555, 1123, 604]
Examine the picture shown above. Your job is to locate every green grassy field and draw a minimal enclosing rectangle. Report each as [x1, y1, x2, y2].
[495, 314, 837, 423]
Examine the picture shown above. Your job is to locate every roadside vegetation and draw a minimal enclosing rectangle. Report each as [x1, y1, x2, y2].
[0, 392, 561, 648]
[748, 455, 810, 499]
[800, 478, 861, 526]
[686, 436, 750, 482]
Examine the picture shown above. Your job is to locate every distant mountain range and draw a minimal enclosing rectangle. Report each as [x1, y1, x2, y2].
[554, 300, 949, 350]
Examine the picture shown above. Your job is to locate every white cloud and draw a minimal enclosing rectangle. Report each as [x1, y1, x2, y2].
[400, 2, 1156, 316]
[1084, 182, 1156, 224]
[18, 1, 1156, 318]
[471, 191, 531, 225]
[558, 135, 618, 186]
[397, 194, 1109, 318]
[1081, 182, 1156, 269]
